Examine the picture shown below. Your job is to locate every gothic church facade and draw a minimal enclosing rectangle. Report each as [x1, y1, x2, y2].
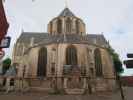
[12, 7, 116, 94]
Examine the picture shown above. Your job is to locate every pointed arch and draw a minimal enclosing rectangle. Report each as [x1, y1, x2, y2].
[57, 19, 62, 34]
[66, 18, 72, 33]
[37, 47, 47, 77]
[49, 21, 53, 33]
[66, 45, 77, 65]
[94, 48, 103, 77]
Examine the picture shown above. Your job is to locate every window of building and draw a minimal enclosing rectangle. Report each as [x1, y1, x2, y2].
[37, 47, 47, 77]
[76, 20, 80, 34]
[50, 21, 53, 33]
[51, 63, 55, 75]
[66, 45, 77, 65]
[57, 19, 62, 34]
[66, 18, 72, 33]
[94, 48, 103, 77]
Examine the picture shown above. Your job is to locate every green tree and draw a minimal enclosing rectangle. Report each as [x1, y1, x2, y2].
[2, 58, 11, 75]
[108, 46, 125, 100]
[107, 46, 124, 74]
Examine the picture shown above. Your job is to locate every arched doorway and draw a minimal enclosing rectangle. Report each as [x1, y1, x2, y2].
[66, 45, 77, 65]
[37, 47, 47, 77]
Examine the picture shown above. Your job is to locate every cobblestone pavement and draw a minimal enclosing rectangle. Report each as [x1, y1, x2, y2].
[0, 87, 132, 100]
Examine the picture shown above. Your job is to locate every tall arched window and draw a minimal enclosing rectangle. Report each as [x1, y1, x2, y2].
[66, 18, 72, 33]
[57, 19, 62, 34]
[76, 20, 80, 34]
[50, 22, 53, 33]
[16, 44, 23, 56]
[66, 45, 77, 65]
[37, 47, 47, 77]
[94, 48, 103, 77]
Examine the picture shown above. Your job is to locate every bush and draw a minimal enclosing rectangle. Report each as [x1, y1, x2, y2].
[107, 46, 124, 74]
[2, 58, 11, 75]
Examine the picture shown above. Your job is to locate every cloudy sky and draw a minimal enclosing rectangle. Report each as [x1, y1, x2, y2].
[3, 0, 133, 75]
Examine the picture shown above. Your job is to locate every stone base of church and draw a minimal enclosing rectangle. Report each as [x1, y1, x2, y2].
[2, 76, 116, 94]
[0, 76, 117, 94]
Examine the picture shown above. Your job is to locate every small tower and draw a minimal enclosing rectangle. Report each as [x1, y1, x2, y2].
[47, 7, 86, 35]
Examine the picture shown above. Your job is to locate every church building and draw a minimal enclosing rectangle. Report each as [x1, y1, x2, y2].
[12, 7, 116, 94]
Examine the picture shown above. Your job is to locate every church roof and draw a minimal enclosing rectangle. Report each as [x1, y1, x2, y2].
[58, 7, 75, 17]
[17, 32, 108, 48]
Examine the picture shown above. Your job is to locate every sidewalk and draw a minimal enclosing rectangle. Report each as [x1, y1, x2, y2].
[0, 87, 132, 100]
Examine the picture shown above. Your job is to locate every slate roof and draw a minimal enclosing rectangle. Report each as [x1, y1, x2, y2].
[58, 7, 75, 17]
[17, 32, 50, 44]
[17, 32, 108, 47]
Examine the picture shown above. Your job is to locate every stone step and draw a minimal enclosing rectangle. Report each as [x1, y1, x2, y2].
[30, 87, 52, 92]
[65, 88, 85, 94]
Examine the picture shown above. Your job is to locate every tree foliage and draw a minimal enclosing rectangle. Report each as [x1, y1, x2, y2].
[107, 46, 124, 74]
[2, 58, 11, 75]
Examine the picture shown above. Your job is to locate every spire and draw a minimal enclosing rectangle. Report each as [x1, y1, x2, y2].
[65, 0, 68, 8]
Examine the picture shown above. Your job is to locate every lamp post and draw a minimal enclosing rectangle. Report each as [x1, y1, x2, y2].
[116, 73, 125, 100]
